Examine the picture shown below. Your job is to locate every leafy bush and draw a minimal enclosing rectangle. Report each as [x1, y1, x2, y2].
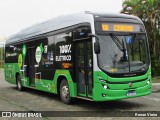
[151, 62, 160, 76]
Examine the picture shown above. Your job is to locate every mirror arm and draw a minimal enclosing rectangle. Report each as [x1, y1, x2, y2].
[88, 33, 100, 54]
[88, 33, 99, 42]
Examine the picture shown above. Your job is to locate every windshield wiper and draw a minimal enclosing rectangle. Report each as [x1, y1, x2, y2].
[110, 33, 123, 51]
[110, 33, 127, 61]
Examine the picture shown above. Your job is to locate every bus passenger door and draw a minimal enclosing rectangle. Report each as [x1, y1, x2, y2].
[75, 40, 93, 98]
[27, 48, 36, 87]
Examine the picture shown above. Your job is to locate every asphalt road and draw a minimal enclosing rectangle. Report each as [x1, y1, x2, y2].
[0, 69, 160, 120]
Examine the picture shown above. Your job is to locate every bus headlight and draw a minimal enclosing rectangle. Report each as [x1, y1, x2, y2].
[103, 84, 108, 89]
[147, 80, 150, 84]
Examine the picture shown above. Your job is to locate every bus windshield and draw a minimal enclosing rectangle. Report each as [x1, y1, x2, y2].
[98, 33, 149, 73]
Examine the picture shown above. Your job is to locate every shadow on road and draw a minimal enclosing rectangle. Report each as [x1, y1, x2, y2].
[152, 90, 160, 93]
[9, 86, 146, 111]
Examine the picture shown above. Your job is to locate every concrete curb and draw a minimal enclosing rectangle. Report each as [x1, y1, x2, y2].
[152, 83, 160, 86]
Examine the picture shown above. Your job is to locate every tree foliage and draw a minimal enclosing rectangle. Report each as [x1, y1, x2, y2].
[121, 0, 160, 62]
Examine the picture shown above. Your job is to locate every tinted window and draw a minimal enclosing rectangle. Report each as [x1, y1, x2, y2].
[40, 37, 55, 69]
[5, 45, 22, 63]
[73, 26, 91, 40]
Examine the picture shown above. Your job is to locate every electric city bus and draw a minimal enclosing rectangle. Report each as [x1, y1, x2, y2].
[4, 12, 151, 104]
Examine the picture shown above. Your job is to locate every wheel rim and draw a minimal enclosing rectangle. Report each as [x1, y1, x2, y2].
[61, 86, 69, 98]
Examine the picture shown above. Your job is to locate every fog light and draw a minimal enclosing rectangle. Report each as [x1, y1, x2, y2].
[147, 80, 150, 84]
[102, 94, 106, 97]
[103, 85, 108, 89]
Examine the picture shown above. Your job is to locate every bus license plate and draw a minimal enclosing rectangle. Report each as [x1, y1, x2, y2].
[127, 91, 136, 96]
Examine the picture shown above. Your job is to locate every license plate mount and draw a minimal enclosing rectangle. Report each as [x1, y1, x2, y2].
[127, 91, 136, 96]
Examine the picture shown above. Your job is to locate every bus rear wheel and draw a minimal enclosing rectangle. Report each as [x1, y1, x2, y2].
[16, 75, 23, 91]
[60, 79, 72, 104]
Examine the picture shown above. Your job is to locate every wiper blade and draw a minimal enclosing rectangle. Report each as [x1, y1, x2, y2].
[110, 33, 123, 51]
[110, 33, 128, 61]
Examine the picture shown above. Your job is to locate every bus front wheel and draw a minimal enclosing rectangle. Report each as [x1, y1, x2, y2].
[60, 79, 72, 104]
[16, 75, 23, 91]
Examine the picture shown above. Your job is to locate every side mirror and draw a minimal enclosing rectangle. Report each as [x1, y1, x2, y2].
[88, 33, 100, 54]
[94, 41, 100, 54]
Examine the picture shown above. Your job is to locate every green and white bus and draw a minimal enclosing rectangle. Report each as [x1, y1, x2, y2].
[4, 12, 151, 104]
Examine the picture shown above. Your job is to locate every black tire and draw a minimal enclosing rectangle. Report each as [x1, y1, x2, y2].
[16, 75, 23, 91]
[60, 79, 72, 104]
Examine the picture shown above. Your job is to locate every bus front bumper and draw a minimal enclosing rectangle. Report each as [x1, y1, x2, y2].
[93, 82, 152, 101]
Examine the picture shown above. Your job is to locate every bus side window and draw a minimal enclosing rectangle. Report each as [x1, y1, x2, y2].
[77, 43, 84, 66]
[40, 36, 55, 69]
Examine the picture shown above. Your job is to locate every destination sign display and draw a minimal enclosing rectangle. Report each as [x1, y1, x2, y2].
[96, 22, 141, 32]
[114, 24, 133, 32]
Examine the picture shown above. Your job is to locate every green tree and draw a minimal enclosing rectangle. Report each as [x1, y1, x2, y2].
[121, 0, 160, 61]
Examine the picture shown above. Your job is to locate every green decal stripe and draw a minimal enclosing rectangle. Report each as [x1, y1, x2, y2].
[4, 63, 21, 84]
[4, 63, 77, 97]
[18, 54, 23, 68]
[4, 62, 151, 101]
[40, 43, 44, 53]
[22, 44, 27, 57]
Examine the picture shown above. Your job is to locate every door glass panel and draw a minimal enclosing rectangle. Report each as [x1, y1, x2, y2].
[88, 70, 92, 95]
[27, 48, 35, 86]
[77, 43, 84, 66]
[76, 42, 85, 94]
[75, 39, 93, 97]
[87, 41, 92, 95]
[77, 69, 85, 94]
[87, 41, 92, 68]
